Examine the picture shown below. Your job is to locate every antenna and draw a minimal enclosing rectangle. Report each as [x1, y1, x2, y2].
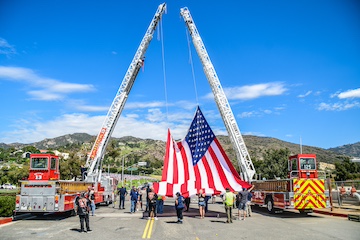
[300, 136, 303, 154]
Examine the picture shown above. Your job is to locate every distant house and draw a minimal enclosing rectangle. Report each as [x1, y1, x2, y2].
[37, 149, 70, 159]
[53, 150, 69, 160]
[21, 152, 31, 158]
[318, 162, 335, 171]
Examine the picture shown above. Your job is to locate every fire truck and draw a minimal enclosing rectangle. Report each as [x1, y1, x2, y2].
[180, 7, 330, 213]
[14, 3, 166, 215]
[251, 154, 330, 213]
[15, 153, 116, 214]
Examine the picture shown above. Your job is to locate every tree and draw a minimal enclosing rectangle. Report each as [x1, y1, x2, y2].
[22, 146, 40, 154]
[59, 153, 82, 180]
[334, 157, 360, 181]
[254, 148, 290, 180]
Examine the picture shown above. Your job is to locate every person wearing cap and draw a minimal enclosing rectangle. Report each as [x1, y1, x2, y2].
[175, 192, 185, 224]
[223, 188, 235, 223]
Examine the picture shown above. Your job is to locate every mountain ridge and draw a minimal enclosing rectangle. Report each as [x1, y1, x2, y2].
[1, 133, 357, 164]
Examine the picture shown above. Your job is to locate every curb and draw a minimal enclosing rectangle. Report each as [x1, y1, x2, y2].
[0, 217, 13, 225]
[313, 209, 348, 218]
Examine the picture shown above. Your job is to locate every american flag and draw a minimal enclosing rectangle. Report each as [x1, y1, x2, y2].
[153, 106, 251, 197]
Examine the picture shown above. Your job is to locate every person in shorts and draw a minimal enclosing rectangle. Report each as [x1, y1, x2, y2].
[197, 189, 206, 219]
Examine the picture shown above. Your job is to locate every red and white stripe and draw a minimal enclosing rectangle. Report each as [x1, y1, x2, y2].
[153, 129, 251, 197]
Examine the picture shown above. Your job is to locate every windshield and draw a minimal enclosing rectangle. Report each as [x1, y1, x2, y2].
[31, 157, 48, 169]
[300, 158, 316, 170]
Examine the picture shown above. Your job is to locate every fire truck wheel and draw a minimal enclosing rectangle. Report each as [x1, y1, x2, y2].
[266, 197, 275, 213]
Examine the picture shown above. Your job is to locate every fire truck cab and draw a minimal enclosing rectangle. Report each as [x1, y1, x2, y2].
[288, 154, 319, 179]
[28, 154, 60, 181]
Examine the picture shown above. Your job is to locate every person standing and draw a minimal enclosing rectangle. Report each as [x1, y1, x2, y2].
[118, 186, 127, 209]
[246, 189, 253, 217]
[145, 185, 151, 212]
[204, 195, 211, 213]
[184, 197, 191, 212]
[148, 189, 158, 220]
[237, 186, 253, 220]
[223, 188, 235, 223]
[175, 192, 185, 224]
[76, 193, 91, 233]
[197, 189, 206, 219]
[130, 186, 139, 214]
[137, 187, 143, 211]
[88, 187, 96, 216]
[157, 194, 164, 214]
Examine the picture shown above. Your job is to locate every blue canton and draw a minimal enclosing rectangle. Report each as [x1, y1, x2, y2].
[185, 106, 215, 166]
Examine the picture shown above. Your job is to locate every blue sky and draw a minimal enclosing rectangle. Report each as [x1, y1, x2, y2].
[0, 0, 359, 149]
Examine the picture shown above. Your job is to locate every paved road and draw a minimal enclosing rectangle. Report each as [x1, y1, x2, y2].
[1, 198, 359, 240]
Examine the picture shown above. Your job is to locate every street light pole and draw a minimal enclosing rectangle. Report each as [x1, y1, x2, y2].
[130, 169, 133, 188]
[122, 156, 124, 186]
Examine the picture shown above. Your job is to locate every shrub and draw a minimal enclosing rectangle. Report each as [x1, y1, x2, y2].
[0, 196, 15, 217]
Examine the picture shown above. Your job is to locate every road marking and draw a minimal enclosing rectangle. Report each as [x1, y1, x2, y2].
[142, 218, 155, 239]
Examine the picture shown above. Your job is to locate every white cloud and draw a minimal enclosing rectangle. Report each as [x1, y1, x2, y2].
[125, 101, 168, 109]
[75, 105, 110, 112]
[0, 107, 230, 144]
[263, 109, 272, 114]
[238, 108, 279, 118]
[337, 88, 360, 99]
[205, 82, 287, 100]
[0, 38, 16, 57]
[239, 111, 257, 118]
[317, 101, 360, 111]
[0, 66, 95, 101]
[298, 91, 312, 98]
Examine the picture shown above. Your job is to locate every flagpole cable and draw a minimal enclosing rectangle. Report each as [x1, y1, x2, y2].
[160, 17, 170, 123]
[185, 27, 199, 105]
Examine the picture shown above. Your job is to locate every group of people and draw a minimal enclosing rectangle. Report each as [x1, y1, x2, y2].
[223, 186, 254, 223]
[117, 185, 165, 220]
[74, 186, 96, 233]
[115, 184, 254, 225]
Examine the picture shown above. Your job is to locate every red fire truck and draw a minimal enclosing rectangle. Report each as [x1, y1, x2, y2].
[252, 154, 330, 214]
[14, 154, 116, 214]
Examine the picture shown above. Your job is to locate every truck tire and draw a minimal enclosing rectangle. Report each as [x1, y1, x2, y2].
[266, 197, 275, 214]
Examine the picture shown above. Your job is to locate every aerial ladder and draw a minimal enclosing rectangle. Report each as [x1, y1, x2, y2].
[180, 7, 256, 182]
[85, 3, 167, 183]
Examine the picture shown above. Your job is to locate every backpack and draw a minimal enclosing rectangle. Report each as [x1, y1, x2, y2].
[78, 197, 89, 214]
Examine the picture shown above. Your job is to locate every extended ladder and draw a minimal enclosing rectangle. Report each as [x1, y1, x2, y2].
[180, 7, 256, 182]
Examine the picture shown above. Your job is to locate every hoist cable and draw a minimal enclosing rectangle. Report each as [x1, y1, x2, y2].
[185, 27, 199, 105]
[160, 17, 169, 123]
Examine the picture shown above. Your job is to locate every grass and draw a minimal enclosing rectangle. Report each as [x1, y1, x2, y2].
[0, 189, 19, 196]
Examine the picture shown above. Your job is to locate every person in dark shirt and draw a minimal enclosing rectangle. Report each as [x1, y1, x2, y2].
[75, 193, 91, 233]
[175, 192, 185, 224]
[130, 186, 139, 213]
[117, 186, 127, 209]
[148, 188, 158, 220]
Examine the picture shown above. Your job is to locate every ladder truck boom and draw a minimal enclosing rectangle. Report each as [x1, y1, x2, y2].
[180, 7, 255, 182]
[86, 3, 167, 183]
